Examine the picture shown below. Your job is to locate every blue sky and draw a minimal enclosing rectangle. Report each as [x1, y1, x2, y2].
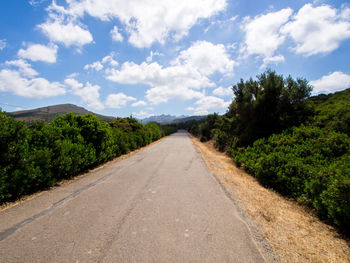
[1, 0, 350, 118]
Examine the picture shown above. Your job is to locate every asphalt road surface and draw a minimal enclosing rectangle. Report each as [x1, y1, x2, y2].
[0, 131, 269, 262]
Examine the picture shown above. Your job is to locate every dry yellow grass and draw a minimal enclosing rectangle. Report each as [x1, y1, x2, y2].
[190, 136, 350, 263]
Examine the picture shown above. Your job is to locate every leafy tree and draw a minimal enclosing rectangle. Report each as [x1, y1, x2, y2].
[229, 70, 313, 146]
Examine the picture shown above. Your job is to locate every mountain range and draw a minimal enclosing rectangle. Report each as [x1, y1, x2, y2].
[138, 114, 206, 124]
[7, 104, 116, 123]
[7, 104, 207, 124]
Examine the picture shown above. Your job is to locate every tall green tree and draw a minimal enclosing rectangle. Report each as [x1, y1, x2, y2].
[228, 70, 313, 146]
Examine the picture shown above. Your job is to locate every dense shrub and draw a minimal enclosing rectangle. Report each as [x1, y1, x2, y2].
[232, 125, 350, 230]
[0, 112, 176, 204]
[310, 89, 350, 136]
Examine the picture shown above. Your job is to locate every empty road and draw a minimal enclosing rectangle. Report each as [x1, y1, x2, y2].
[0, 131, 270, 262]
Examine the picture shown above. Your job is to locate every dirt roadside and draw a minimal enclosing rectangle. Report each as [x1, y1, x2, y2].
[190, 136, 350, 263]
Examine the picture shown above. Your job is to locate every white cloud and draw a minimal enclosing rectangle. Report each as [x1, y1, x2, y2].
[72, 82, 104, 110]
[48, 0, 227, 48]
[29, 0, 46, 7]
[131, 100, 147, 107]
[240, 8, 292, 65]
[110, 26, 123, 42]
[146, 51, 163, 63]
[212, 86, 233, 97]
[261, 55, 285, 69]
[64, 77, 83, 90]
[108, 61, 211, 87]
[174, 41, 236, 75]
[84, 61, 103, 71]
[18, 43, 58, 63]
[190, 96, 230, 115]
[38, 18, 93, 48]
[106, 41, 236, 104]
[0, 69, 65, 98]
[0, 39, 6, 51]
[341, 7, 350, 20]
[65, 78, 104, 110]
[282, 4, 350, 56]
[106, 93, 136, 109]
[5, 59, 38, 77]
[204, 16, 237, 33]
[84, 53, 119, 72]
[146, 86, 204, 104]
[310, 71, 350, 94]
[132, 110, 152, 118]
[66, 72, 78, 78]
[101, 53, 119, 67]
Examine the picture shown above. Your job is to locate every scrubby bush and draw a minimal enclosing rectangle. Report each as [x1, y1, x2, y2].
[232, 125, 350, 230]
[0, 112, 176, 204]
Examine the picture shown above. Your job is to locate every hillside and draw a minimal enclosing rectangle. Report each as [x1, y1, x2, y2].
[140, 114, 206, 124]
[7, 104, 116, 123]
[140, 114, 182, 124]
[308, 88, 350, 136]
[167, 115, 206, 124]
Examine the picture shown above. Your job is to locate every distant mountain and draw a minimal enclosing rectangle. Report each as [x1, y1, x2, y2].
[140, 114, 206, 124]
[140, 114, 182, 124]
[7, 104, 116, 123]
[167, 115, 206, 124]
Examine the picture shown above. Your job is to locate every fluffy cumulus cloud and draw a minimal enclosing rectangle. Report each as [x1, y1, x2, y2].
[241, 8, 292, 65]
[102, 54, 119, 67]
[189, 96, 230, 115]
[145, 86, 204, 104]
[48, 0, 227, 48]
[174, 41, 236, 75]
[110, 26, 124, 42]
[310, 71, 350, 94]
[105, 93, 136, 109]
[64, 77, 83, 90]
[107, 61, 211, 89]
[282, 4, 350, 56]
[5, 59, 38, 77]
[212, 86, 233, 97]
[131, 100, 147, 107]
[38, 7, 93, 48]
[18, 44, 58, 63]
[106, 41, 236, 104]
[84, 61, 103, 71]
[65, 78, 104, 110]
[0, 69, 65, 98]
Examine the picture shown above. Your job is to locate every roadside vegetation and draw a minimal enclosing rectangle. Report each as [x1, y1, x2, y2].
[179, 70, 350, 233]
[0, 112, 176, 204]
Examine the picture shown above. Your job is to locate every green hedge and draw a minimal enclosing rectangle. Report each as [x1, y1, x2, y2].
[232, 125, 350, 230]
[0, 112, 176, 204]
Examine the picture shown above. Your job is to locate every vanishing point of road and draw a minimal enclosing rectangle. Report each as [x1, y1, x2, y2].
[0, 131, 270, 262]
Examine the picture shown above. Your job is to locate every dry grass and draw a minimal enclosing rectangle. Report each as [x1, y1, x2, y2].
[190, 136, 350, 263]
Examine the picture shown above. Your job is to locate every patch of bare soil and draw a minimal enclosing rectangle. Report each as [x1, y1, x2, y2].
[190, 136, 350, 263]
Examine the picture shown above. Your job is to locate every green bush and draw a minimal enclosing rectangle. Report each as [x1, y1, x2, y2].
[232, 125, 350, 230]
[0, 112, 176, 204]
